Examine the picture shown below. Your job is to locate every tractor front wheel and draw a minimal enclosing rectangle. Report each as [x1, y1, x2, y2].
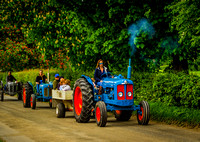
[114, 110, 133, 121]
[49, 99, 52, 108]
[31, 94, 36, 109]
[137, 100, 150, 125]
[95, 101, 107, 127]
[56, 103, 65, 118]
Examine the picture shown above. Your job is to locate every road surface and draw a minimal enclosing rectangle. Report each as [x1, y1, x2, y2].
[0, 95, 200, 142]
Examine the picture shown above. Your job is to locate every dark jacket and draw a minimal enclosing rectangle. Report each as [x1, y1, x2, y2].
[94, 66, 108, 84]
[7, 75, 16, 82]
[36, 75, 47, 83]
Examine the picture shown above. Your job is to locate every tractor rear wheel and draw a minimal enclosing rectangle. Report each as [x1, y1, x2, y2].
[23, 83, 32, 108]
[31, 94, 36, 109]
[95, 101, 107, 127]
[56, 103, 65, 118]
[137, 100, 150, 125]
[1, 91, 4, 101]
[114, 110, 133, 121]
[73, 78, 93, 123]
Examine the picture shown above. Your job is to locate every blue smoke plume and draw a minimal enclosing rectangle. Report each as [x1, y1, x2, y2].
[128, 18, 155, 57]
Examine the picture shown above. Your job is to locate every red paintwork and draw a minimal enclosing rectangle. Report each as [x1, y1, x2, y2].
[23, 88, 26, 104]
[117, 85, 125, 100]
[138, 106, 144, 121]
[96, 106, 101, 122]
[74, 86, 82, 116]
[30, 96, 33, 107]
[115, 110, 122, 115]
[126, 84, 133, 100]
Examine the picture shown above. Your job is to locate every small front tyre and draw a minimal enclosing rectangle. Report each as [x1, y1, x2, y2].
[56, 103, 65, 118]
[30, 94, 36, 109]
[137, 100, 150, 125]
[95, 101, 107, 127]
[49, 99, 52, 108]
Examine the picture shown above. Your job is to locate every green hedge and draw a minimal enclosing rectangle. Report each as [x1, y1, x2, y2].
[133, 72, 200, 109]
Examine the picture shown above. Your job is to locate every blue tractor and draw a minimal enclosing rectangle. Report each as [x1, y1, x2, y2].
[72, 59, 150, 127]
[22, 81, 53, 109]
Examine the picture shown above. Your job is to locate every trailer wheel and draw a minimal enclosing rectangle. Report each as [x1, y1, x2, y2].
[23, 83, 32, 108]
[31, 94, 36, 109]
[95, 101, 107, 127]
[56, 103, 65, 118]
[137, 100, 150, 125]
[114, 110, 133, 121]
[73, 78, 93, 123]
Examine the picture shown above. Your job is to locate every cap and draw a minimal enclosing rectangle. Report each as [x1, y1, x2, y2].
[55, 74, 59, 78]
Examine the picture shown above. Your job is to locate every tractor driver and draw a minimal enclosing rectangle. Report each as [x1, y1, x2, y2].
[4, 71, 18, 91]
[36, 70, 47, 94]
[7, 71, 17, 83]
[94, 59, 109, 95]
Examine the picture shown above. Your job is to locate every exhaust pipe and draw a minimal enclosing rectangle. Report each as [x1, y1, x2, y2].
[127, 58, 131, 79]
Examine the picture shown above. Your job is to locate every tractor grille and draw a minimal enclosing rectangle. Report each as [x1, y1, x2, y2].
[44, 88, 48, 97]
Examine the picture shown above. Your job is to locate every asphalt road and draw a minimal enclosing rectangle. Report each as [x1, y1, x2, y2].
[0, 95, 200, 142]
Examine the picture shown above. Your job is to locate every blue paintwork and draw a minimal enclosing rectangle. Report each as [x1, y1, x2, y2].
[82, 59, 141, 112]
[28, 81, 53, 102]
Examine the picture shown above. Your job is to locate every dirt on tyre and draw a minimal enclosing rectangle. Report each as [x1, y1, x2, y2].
[114, 110, 133, 121]
[31, 94, 36, 109]
[23, 83, 32, 108]
[137, 100, 150, 125]
[73, 78, 93, 123]
[95, 101, 107, 127]
[56, 103, 65, 118]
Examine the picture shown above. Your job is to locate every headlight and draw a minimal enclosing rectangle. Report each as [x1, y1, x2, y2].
[127, 92, 132, 97]
[118, 92, 123, 97]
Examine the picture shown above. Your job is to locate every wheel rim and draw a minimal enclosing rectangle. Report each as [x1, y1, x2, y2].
[74, 86, 82, 116]
[115, 110, 122, 115]
[30, 96, 33, 107]
[96, 106, 101, 122]
[50, 99, 52, 103]
[23, 88, 26, 104]
[138, 106, 144, 121]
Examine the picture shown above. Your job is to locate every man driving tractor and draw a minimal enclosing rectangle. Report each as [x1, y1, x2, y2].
[36, 70, 47, 94]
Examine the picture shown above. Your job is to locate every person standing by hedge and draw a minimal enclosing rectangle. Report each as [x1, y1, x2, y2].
[53, 74, 59, 90]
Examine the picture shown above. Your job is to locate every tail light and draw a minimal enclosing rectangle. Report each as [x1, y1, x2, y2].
[126, 84, 133, 100]
[117, 85, 125, 100]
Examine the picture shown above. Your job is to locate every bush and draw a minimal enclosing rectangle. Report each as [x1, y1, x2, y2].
[134, 72, 200, 109]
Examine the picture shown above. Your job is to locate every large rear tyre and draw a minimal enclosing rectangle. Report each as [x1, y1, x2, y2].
[137, 100, 150, 125]
[95, 101, 107, 127]
[73, 78, 93, 123]
[114, 110, 133, 121]
[23, 83, 32, 108]
[56, 103, 65, 118]
[31, 94, 36, 109]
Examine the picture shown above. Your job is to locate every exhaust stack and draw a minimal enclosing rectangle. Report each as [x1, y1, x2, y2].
[127, 58, 131, 79]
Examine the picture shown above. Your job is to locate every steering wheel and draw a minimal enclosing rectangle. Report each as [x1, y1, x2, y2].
[100, 72, 113, 78]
